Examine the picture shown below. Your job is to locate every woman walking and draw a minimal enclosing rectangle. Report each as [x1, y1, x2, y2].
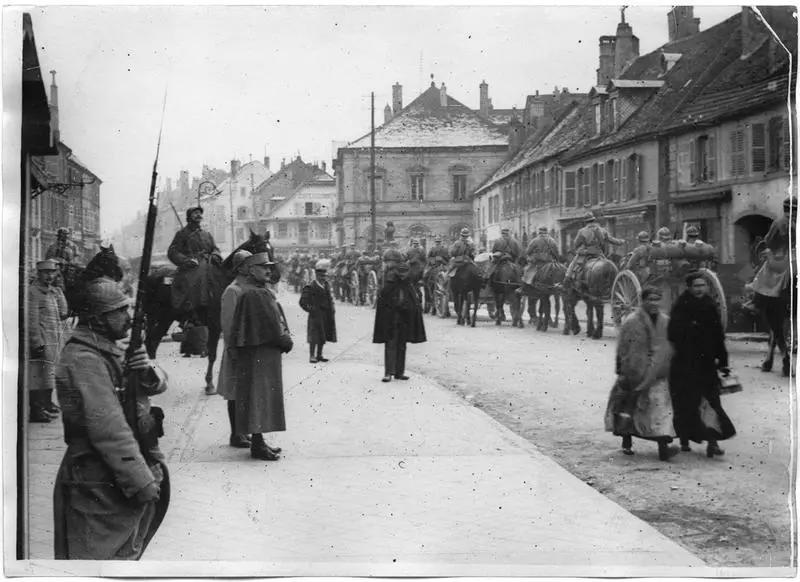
[668, 272, 735, 457]
[605, 286, 677, 460]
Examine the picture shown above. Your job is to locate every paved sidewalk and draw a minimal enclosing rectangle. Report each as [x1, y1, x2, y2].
[21, 331, 712, 577]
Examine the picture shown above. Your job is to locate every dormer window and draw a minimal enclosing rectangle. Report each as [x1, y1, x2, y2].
[594, 104, 602, 136]
[660, 53, 682, 77]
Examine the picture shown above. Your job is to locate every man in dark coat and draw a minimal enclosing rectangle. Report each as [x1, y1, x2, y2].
[300, 259, 337, 364]
[564, 212, 624, 285]
[230, 253, 292, 460]
[54, 278, 168, 559]
[668, 271, 735, 457]
[487, 228, 522, 281]
[167, 207, 223, 324]
[373, 262, 426, 382]
[523, 226, 560, 285]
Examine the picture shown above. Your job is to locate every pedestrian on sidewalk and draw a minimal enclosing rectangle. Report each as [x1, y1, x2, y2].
[53, 278, 169, 559]
[28, 259, 69, 423]
[299, 258, 337, 364]
[229, 253, 291, 461]
[218, 249, 253, 448]
[668, 271, 736, 457]
[373, 261, 426, 382]
[604, 286, 678, 460]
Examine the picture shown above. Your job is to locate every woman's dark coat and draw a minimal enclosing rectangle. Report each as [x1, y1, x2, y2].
[299, 279, 337, 344]
[372, 278, 426, 344]
[667, 291, 735, 443]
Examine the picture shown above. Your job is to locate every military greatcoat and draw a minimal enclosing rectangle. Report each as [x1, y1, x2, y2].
[300, 279, 338, 345]
[28, 280, 68, 392]
[167, 225, 222, 312]
[53, 326, 168, 559]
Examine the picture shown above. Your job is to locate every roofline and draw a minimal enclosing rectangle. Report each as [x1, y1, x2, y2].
[337, 144, 509, 155]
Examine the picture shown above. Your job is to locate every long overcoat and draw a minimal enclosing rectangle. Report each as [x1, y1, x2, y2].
[668, 292, 735, 443]
[299, 279, 337, 345]
[605, 308, 675, 439]
[373, 278, 426, 344]
[53, 326, 169, 559]
[217, 275, 252, 400]
[167, 225, 222, 312]
[28, 281, 68, 392]
[230, 285, 288, 435]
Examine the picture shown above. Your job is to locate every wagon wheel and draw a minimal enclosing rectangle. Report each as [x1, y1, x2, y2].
[435, 272, 450, 318]
[698, 268, 728, 331]
[611, 269, 642, 326]
[349, 269, 360, 305]
[366, 270, 378, 308]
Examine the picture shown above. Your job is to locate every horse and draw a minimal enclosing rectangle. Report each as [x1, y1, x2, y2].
[521, 261, 565, 332]
[562, 257, 618, 339]
[490, 259, 523, 327]
[748, 247, 795, 376]
[60, 245, 128, 318]
[449, 261, 484, 327]
[422, 263, 445, 315]
[141, 230, 273, 394]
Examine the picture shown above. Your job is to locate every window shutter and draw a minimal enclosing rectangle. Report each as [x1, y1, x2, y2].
[707, 135, 716, 181]
[730, 129, 746, 176]
[632, 154, 640, 199]
[783, 117, 792, 170]
[597, 163, 605, 204]
[565, 171, 576, 207]
[620, 159, 628, 199]
[768, 116, 783, 171]
[689, 138, 696, 184]
[752, 123, 766, 173]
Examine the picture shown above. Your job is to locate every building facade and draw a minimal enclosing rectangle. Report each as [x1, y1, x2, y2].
[334, 81, 511, 249]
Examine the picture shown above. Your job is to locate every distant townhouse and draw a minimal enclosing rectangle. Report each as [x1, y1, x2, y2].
[334, 80, 511, 249]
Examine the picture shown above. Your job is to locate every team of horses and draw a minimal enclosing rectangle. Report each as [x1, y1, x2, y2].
[57, 232, 793, 398]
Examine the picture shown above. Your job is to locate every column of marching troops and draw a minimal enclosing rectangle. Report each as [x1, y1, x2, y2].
[27, 197, 795, 560]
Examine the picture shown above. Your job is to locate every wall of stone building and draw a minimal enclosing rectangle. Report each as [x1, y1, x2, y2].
[338, 147, 506, 248]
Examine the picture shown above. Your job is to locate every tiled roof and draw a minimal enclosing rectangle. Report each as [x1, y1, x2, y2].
[346, 84, 509, 149]
[477, 99, 592, 193]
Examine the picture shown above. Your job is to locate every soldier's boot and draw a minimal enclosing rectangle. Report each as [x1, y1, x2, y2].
[309, 344, 318, 364]
[250, 433, 280, 461]
[227, 401, 250, 448]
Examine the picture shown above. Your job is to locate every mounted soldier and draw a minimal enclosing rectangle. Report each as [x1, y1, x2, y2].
[167, 206, 223, 328]
[487, 228, 522, 282]
[447, 227, 476, 278]
[564, 212, 624, 286]
[424, 235, 450, 278]
[523, 226, 560, 285]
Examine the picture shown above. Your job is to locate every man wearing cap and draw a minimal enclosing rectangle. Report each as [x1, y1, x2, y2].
[167, 206, 223, 326]
[28, 259, 69, 422]
[487, 228, 522, 281]
[423, 236, 449, 279]
[406, 239, 427, 283]
[564, 212, 624, 285]
[523, 227, 560, 285]
[229, 253, 291, 461]
[54, 278, 168, 559]
[447, 228, 476, 278]
[624, 231, 653, 282]
[651, 226, 675, 248]
[373, 261, 426, 382]
[300, 259, 337, 363]
[218, 250, 254, 445]
[45, 227, 80, 291]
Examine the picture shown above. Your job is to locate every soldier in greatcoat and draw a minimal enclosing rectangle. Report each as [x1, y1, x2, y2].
[229, 253, 292, 461]
[53, 278, 168, 559]
[487, 228, 522, 281]
[217, 250, 254, 447]
[523, 226, 560, 285]
[167, 207, 223, 324]
[564, 212, 624, 285]
[299, 259, 338, 363]
[373, 262, 427, 382]
[28, 259, 69, 422]
[447, 228, 476, 277]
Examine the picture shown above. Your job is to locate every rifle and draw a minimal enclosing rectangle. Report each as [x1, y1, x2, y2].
[169, 201, 183, 229]
[123, 93, 167, 455]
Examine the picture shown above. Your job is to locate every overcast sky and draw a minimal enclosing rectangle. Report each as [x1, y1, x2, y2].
[10, 4, 741, 235]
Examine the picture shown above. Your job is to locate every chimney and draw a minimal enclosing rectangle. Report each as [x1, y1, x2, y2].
[49, 70, 60, 144]
[741, 7, 770, 59]
[667, 6, 700, 42]
[263, 156, 270, 170]
[479, 80, 490, 119]
[231, 159, 241, 177]
[439, 83, 448, 107]
[392, 82, 403, 113]
[597, 35, 616, 86]
[508, 117, 524, 154]
[384, 103, 393, 124]
[613, 9, 640, 77]
[281, 158, 286, 169]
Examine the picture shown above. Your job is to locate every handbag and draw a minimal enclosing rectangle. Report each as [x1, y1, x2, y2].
[718, 369, 743, 394]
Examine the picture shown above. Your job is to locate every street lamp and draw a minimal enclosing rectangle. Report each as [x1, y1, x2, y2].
[197, 179, 234, 252]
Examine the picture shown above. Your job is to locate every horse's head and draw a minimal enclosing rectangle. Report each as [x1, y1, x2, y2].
[221, 229, 280, 283]
[85, 245, 123, 283]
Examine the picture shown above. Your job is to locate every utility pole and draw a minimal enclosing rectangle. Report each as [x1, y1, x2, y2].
[370, 91, 376, 251]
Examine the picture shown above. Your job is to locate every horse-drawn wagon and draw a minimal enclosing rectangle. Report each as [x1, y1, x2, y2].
[350, 262, 380, 307]
[611, 241, 726, 327]
[433, 252, 496, 325]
